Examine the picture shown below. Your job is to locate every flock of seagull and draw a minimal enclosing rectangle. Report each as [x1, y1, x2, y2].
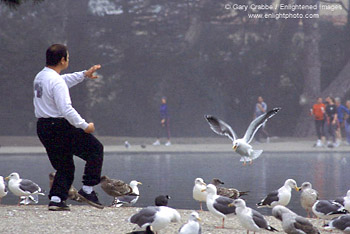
[193, 177, 350, 233]
[2, 172, 350, 233]
[1, 108, 350, 233]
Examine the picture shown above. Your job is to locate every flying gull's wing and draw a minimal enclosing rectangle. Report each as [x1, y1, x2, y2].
[205, 115, 237, 142]
[243, 107, 281, 144]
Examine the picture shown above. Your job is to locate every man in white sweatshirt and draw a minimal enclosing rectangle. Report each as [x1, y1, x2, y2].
[34, 44, 104, 211]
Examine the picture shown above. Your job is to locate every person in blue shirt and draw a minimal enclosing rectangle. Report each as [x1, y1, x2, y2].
[153, 97, 171, 146]
[345, 100, 350, 145]
[335, 97, 350, 147]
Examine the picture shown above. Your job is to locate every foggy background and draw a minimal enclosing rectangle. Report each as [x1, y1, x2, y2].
[1, 0, 350, 138]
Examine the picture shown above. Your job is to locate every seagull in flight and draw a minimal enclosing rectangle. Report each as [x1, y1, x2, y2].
[205, 107, 281, 165]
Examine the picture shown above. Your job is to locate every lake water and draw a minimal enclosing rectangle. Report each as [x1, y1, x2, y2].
[0, 151, 349, 216]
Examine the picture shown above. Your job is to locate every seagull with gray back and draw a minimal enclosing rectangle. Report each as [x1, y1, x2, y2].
[6, 172, 45, 205]
[272, 205, 319, 234]
[233, 199, 278, 233]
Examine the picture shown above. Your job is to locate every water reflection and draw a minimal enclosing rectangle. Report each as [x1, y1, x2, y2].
[0, 152, 349, 216]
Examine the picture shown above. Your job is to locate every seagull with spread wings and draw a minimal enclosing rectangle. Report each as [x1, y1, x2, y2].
[205, 107, 281, 165]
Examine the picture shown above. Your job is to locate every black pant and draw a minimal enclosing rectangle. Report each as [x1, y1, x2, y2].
[37, 118, 103, 201]
[314, 119, 324, 140]
[157, 119, 170, 140]
[324, 121, 336, 143]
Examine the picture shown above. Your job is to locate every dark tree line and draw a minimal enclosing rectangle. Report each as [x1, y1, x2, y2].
[1, 0, 349, 138]
[0, 0, 43, 7]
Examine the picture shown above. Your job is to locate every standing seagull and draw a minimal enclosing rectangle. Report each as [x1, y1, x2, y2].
[178, 211, 201, 234]
[205, 107, 281, 165]
[100, 175, 134, 203]
[335, 190, 350, 212]
[272, 205, 319, 234]
[128, 206, 181, 233]
[19, 195, 37, 205]
[232, 199, 278, 233]
[112, 180, 142, 207]
[299, 182, 319, 218]
[324, 214, 350, 233]
[192, 178, 207, 211]
[155, 195, 171, 206]
[312, 200, 348, 222]
[0, 176, 8, 203]
[5, 172, 44, 205]
[202, 184, 236, 228]
[125, 141, 131, 149]
[257, 179, 299, 208]
[211, 178, 249, 199]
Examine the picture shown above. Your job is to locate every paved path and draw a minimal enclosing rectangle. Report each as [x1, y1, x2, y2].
[1, 136, 349, 154]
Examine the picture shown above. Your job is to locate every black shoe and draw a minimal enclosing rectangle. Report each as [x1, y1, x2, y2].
[48, 201, 70, 211]
[77, 189, 104, 209]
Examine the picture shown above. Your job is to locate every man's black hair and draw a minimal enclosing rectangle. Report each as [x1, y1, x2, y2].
[46, 44, 68, 66]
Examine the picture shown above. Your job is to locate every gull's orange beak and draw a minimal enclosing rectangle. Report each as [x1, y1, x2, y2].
[232, 145, 237, 151]
[295, 187, 300, 192]
[201, 189, 206, 192]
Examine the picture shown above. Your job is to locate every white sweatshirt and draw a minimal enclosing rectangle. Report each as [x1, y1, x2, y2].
[33, 67, 89, 130]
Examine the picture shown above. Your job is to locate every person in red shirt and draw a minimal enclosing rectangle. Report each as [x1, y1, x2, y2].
[311, 97, 325, 147]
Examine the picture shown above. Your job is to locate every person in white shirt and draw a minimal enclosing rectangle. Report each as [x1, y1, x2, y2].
[34, 44, 104, 211]
[254, 96, 270, 143]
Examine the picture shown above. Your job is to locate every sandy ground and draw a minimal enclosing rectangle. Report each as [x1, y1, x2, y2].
[0, 205, 339, 234]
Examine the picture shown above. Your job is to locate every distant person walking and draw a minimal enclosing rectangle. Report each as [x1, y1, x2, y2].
[324, 97, 338, 148]
[335, 97, 350, 146]
[311, 97, 325, 147]
[254, 96, 270, 143]
[34, 44, 104, 211]
[153, 97, 171, 146]
[344, 100, 350, 145]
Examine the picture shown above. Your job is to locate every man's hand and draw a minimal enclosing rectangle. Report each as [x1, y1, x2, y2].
[84, 65, 101, 79]
[84, 122, 95, 133]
